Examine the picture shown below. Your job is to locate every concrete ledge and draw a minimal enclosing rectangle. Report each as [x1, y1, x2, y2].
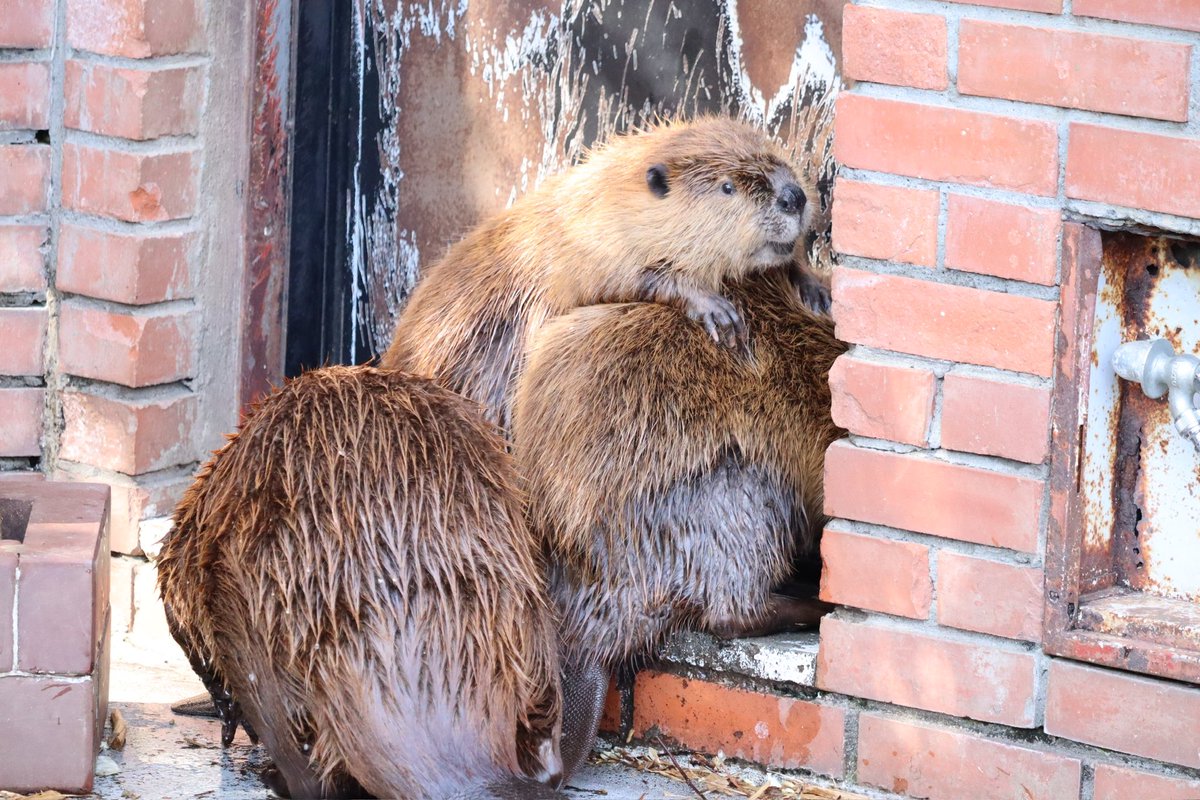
[657, 630, 820, 688]
[0, 479, 111, 793]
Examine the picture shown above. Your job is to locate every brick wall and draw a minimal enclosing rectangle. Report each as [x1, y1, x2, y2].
[0, 0, 256, 556]
[627, 3, 1200, 798]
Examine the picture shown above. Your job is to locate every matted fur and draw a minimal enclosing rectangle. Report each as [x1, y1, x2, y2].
[381, 116, 813, 431]
[157, 367, 562, 799]
[513, 269, 846, 671]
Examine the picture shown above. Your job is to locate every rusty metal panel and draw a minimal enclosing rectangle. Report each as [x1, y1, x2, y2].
[340, 0, 843, 359]
[1085, 234, 1200, 603]
[1046, 228, 1200, 684]
[242, 0, 294, 405]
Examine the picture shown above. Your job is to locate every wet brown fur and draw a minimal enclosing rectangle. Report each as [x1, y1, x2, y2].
[381, 116, 812, 430]
[513, 268, 847, 672]
[157, 367, 563, 799]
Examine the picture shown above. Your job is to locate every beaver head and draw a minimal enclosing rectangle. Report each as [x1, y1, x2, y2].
[558, 117, 813, 285]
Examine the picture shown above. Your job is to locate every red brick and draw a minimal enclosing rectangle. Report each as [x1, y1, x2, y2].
[819, 616, 1038, 726]
[62, 143, 199, 223]
[857, 714, 1081, 800]
[632, 671, 845, 775]
[819, 525, 931, 618]
[67, 0, 204, 58]
[945, 196, 1060, 286]
[843, 6, 947, 90]
[941, 373, 1052, 464]
[0, 388, 44, 457]
[824, 441, 1043, 552]
[0, 550, 14, 671]
[1067, 124, 1200, 220]
[0, 0, 54, 48]
[831, 267, 1057, 376]
[58, 223, 196, 304]
[1094, 764, 1200, 800]
[0, 676, 101, 792]
[1046, 659, 1200, 768]
[0, 308, 47, 376]
[65, 60, 206, 139]
[59, 388, 198, 474]
[0, 145, 50, 215]
[8, 481, 110, 682]
[944, 0, 1063, 10]
[832, 180, 939, 268]
[599, 682, 621, 734]
[0, 225, 48, 293]
[829, 355, 936, 446]
[937, 552, 1043, 642]
[18, 559, 100, 674]
[0, 62, 51, 130]
[835, 95, 1059, 196]
[959, 21, 1190, 122]
[100, 474, 189, 554]
[1075, 0, 1200, 33]
[59, 301, 197, 387]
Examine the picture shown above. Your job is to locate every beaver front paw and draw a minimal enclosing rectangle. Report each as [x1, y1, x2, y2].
[686, 292, 748, 353]
[788, 262, 832, 315]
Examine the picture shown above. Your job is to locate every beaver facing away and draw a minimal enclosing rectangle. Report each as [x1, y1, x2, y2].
[512, 267, 847, 777]
[157, 366, 564, 799]
[381, 116, 813, 430]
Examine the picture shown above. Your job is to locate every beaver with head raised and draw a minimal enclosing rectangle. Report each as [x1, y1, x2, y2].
[381, 116, 812, 429]
[512, 267, 847, 778]
[157, 367, 564, 799]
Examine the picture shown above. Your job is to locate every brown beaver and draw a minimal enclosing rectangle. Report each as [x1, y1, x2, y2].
[511, 267, 847, 777]
[157, 366, 564, 799]
[380, 116, 813, 430]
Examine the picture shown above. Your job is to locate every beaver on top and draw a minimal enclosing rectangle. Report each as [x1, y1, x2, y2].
[157, 116, 843, 799]
[381, 116, 818, 431]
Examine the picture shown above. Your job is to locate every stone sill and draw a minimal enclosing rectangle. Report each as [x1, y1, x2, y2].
[657, 629, 820, 688]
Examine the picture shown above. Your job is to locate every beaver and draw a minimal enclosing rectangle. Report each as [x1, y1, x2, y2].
[157, 366, 564, 799]
[511, 267, 847, 777]
[381, 116, 812, 430]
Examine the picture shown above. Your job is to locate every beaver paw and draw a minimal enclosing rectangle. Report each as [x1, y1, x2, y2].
[686, 293, 748, 353]
[788, 263, 832, 315]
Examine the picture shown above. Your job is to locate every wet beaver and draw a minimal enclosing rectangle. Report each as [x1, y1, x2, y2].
[157, 366, 564, 799]
[381, 116, 812, 430]
[511, 267, 847, 777]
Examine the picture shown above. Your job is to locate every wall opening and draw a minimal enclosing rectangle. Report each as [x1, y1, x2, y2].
[1047, 227, 1200, 684]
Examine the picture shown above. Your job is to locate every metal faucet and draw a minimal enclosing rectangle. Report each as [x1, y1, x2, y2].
[1112, 338, 1200, 452]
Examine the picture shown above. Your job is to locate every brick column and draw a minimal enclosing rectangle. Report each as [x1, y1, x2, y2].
[0, 3, 53, 472]
[53, 0, 208, 553]
[817, 1, 1200, 796]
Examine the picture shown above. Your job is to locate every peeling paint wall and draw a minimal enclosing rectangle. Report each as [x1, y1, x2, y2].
[1083, 234, 1200, 604]
[338, 0, 842, 359]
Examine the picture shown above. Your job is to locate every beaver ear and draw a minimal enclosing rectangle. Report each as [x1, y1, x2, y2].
[646, 164, 669, 198]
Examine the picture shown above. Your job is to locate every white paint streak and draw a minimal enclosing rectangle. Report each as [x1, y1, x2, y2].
[721, 4, 838, 127]
[348, 0, 368, 361]
[349, 0, 842, 352]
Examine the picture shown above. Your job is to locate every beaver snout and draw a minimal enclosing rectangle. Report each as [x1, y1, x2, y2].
[776, 183, 806, 215]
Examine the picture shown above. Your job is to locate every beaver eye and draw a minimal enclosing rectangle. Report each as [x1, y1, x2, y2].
[721, 181, 735, 195]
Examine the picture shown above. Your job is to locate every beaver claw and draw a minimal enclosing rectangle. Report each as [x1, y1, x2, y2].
[686, 293, 748, 353]
[788, 263, 832, 315]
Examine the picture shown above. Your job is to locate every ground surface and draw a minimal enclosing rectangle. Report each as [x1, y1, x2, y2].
[87, 639, 696, 799]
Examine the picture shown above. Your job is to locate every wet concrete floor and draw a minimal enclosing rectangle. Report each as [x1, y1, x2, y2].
[90, 641, 689, 799]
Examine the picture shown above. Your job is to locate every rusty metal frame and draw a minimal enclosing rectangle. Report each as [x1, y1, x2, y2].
[1044, 223, 1200, 684]
[239, 0, 294, 408]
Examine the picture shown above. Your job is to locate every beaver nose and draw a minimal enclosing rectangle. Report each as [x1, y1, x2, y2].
[777, 183, 806, 215]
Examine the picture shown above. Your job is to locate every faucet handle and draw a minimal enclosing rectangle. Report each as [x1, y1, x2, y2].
[1112, 338, 1175, 399]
